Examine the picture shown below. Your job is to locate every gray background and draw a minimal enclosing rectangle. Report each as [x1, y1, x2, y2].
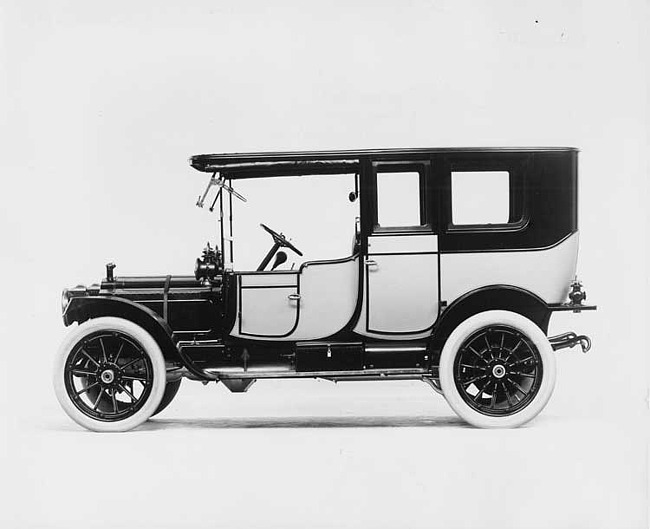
[0, 1, 648, 527]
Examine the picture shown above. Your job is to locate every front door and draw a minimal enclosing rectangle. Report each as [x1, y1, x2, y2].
[236, 272, 300, 338]
[356, 161, 439, 337]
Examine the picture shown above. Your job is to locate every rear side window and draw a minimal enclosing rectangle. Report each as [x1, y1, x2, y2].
[376, 171, 422, 227]
[451, 171, 510, 226]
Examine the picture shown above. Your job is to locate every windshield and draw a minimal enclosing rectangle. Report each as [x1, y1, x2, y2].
[226, 173, 360, 271]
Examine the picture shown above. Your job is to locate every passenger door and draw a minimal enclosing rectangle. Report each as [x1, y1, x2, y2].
[235, 272, 300, 338]
[356, 161, 439, 337]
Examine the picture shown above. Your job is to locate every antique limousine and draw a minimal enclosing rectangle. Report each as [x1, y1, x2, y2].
[54, 147, 595, 431]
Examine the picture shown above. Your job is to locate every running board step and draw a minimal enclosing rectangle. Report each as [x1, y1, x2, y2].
[203, 367, 429, 380]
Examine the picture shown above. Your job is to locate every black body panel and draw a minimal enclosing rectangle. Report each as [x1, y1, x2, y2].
[140, 300, 218, 332]
[295, 342, 364, 372]
[64, 275, 228, 342]
[437, 151, 578, 252]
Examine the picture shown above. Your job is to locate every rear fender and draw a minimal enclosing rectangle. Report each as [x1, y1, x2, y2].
[431, 285, 552, 356]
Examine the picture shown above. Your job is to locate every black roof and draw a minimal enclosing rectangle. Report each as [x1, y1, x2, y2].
[190, 147, 577, 177]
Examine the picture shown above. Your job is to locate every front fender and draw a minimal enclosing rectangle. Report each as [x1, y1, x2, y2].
[63, 296, 179, 363]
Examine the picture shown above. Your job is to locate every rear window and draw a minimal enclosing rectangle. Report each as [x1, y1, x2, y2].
[451, 171, 510, 225]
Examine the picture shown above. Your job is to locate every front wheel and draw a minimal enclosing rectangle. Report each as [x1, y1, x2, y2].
[151, 378, 182, 417]
[439, 310, 556, 428]
[53, 317, 167, 432]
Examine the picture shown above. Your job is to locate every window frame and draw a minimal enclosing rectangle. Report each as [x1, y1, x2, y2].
[442, 155, 530, 235]
[370, 161, 434, 235]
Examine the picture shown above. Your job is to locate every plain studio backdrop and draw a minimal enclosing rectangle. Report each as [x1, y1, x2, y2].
[0, 1, 648, 528]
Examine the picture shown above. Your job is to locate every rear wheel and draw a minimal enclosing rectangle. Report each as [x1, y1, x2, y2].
[439, 310, 556, 428]
[53, 317, 166, 432]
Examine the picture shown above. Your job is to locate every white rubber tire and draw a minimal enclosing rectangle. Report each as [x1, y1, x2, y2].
[53, 317, 167, 432]
[439, 310, 556, 428]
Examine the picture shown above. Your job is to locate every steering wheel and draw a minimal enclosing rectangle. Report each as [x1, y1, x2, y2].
[260, 224, 303, 256]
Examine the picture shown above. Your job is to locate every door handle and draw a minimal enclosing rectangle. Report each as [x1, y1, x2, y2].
[365, 259, 378, 268]
[288, 294, 301, 301]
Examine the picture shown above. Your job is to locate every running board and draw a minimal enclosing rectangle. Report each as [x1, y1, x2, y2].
[549, 332, 591, 353]
[198, 367, 429, 380]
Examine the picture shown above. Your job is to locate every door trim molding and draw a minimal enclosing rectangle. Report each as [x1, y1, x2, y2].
[237, 275, 301, 338]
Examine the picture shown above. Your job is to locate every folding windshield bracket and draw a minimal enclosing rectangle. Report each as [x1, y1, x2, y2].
[196, 172, 244, 270]
[218, 179, 235, 270]
[196, 172, 247, 211]
[228, 178, 234, 267]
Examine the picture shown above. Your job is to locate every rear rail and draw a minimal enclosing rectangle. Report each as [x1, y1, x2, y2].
[549, 332, 591, 353]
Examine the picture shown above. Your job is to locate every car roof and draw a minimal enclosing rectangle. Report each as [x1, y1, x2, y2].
[189, 147, 578, 177]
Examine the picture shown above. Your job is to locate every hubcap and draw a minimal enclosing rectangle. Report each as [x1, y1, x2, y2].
[453, 325, 543, 417]
[100, 369, 115, 384]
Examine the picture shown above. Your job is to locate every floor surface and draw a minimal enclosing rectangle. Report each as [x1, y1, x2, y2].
[2, 378, 647, 529]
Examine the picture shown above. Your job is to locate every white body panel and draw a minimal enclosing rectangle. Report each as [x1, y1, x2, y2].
[295, 257, 359, 338]
[440, 232, 579, 305]
[367, 253, 438, 332]
[230, 232, 578, 342]
[230, 257, 359, 341]
[354, 233, 439, 340]
[367, 233, 438, 253]
[239, 281, 298, 337]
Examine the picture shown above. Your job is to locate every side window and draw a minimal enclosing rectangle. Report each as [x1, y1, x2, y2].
[376, 171, 422, 227]
[451, 171, 510, 225]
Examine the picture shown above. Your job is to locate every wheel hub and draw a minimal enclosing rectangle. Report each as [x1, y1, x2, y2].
[100, 369, 115, 384]
[97, 362, 122, 386]
[491, 364, 506, 379]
